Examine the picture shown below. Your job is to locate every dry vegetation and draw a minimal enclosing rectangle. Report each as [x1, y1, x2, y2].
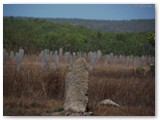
[3, 55, 155, 116]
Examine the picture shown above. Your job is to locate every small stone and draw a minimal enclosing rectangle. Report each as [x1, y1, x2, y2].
[99, 99, 120, 107]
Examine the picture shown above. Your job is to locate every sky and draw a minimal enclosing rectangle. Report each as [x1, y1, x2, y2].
[3, 4, 155, 20]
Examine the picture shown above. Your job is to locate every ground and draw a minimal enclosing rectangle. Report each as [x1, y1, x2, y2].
[3, 55, 155, 116]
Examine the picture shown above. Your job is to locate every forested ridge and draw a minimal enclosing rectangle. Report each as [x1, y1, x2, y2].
[3, 17, 155, 56]
[48, 18, 155, 33]
[12, 17, 155, 33]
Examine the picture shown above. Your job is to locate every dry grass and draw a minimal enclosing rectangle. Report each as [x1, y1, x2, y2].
[4, 96, 63, 116]
[88, 65, 154, 116]
[3, 56, 155, 116]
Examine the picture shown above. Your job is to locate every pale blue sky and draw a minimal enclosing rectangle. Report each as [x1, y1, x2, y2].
[3, 4, 155, 20]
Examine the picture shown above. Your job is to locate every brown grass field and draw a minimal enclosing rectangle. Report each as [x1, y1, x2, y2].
[3, 55, 155, 116]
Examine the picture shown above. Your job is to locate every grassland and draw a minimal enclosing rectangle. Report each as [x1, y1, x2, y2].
[3, 55, 155, 116]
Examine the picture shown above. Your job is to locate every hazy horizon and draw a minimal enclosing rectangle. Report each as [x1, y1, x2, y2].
[3, 4, 155, 21]
[3, 15, 155, 21]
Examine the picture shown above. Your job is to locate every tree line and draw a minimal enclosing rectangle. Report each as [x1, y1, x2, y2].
[3, 17, 155, 56]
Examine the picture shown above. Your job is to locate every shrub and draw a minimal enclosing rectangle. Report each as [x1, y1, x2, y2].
[135, 66, 145, 75]
[54, 106, 64, 112]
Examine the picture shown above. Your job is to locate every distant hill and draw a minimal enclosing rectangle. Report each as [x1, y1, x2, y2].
[46, 18, 155, 33]
[5, 16, 155, 33]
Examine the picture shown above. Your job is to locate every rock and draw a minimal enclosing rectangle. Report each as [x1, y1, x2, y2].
[99, 99, 120, 107]
[63, 58, 89, 113]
